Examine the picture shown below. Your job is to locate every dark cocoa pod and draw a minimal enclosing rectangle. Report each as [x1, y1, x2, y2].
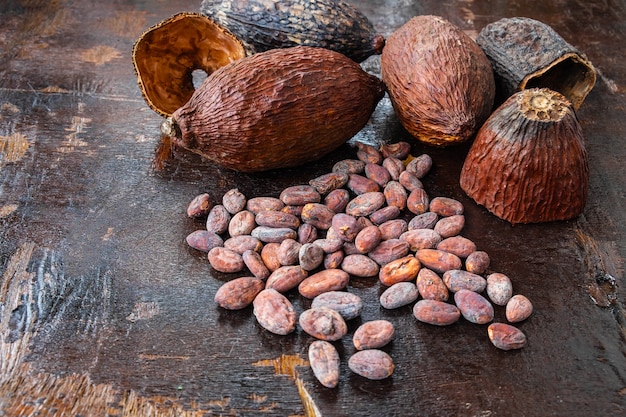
[168, 46, 385, 172]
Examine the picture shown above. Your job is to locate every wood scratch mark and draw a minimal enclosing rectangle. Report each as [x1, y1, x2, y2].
[0, 204, 19, 219]
[126, 301, 160, 322]
[137, 353, 190, 361]
[56, 116, 91, 154]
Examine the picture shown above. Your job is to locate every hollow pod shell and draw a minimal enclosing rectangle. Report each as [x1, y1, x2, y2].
[476, 17, 596, 110]
[200, 0, 385, 63]
[459, 88, 589, 224]
[165, 46, 386, 172]
[381, 15, 495, 146]
[132, 12, 246, 117]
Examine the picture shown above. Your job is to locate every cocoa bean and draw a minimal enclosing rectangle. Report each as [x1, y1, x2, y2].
[407, 188, 430, 215]
[416, 268, 449, 301]
[345, 192, 386, 217]
[413, 299, 460, 326]
[313, 237, 344, 254]
[332, 213, 362, 242]
[400, 228, 442, 251]
[242, 250, 271, 280]
[486, 273, 513, 306]
[356, 142, 383, 164]
[415, 249, 462, 273]
[309, 172, 349, 195]
[282, 205, 303, 217]
[186, 230, 224, 253]
[297, 223, 318, 244]
[265, 265, 308, 293]
[408, 212, 438, 230]
[255, 210, 300, 229]
[347, 173, 380, 195]
[207, 247, 245, 273]
[506, 294, 533, 323]
[299, 307, 348, 341]
[308, 340, 340, 388]
[354, 225, 382, 254]
[332, 159, 365, 174]
[324, 188, 351, 213]
[246, 196, 285, 214]
[380, 282, 420, 309]
[341, 254, 380, 277]
[222, 188, 247, 214]
[433, 214, 465, 238]
[348, 350, 394, 380]
[487, 323, 527, 350]
[206, 204, 231, 234]
[383, 181, 408, 210]
[277, 238, 302, 266]
[324, 250, 345, 270]
[311, 291, 363, 320]
[442, 269, 487, 293]
[298, 269, 350, 299]
[253, 288, 297, 335]
[398, 170, 424, 192]
[378, 219, 408, 240]
[260, 242, 282, 272]
[353, 320, 395, 350]
[251, 226, 297, 243]
[214, 277, 264, 310]
[429, 196, 464, 217]
[301, 203, 335, 230]
[369, 205, 401, 226]
[228, 210, 256, 237]
[382, 157, 405, 181]
[224, 235, 263, 254]
[406, 154, 433, 178]
[365, 162, 391, 187]
[380, 141, 411, 160]
[379, 255, 420, 286]
[368, 239, 410, 265]
[465, 250, 491, 275]
[299, 243, 325, 271]
[454, 289, 494, 324]
[280, 184, 321, 206]
[436, 236, 476, 258]
[187, 193, 212, 218]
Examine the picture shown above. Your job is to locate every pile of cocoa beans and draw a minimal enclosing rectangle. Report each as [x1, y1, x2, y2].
[185, 141, 533, 387]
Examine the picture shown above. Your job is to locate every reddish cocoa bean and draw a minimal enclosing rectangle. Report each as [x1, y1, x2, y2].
[187, 193, 212, 218]
[380, 282, 420, 309]
[251, 226, 297, 243]
[454, 289, 494, 324]
[398, 170, 424, 192]
[369, 205, 401, 226]
[324, 188, 351, 213]
[368, 239, 410, 266]
[378, 219, 408, 240]
[255, 210, 300, 229]
[353, 320, 395, 350]
[265, 265, 308, 293]
[342, 241, 360, 255]
[299, 307, 348, 341]
[382, 157, 405, 181]
[506, 295, 533, 323]
[407, 188, 430, 215]
[298, 269, 350, 299]
[379, 255, 420, 286]
[282, 205, 303, 217]
[186, 230, 224, 253]
[415, 249, 462, 273]
[277, 238, 302, 266]
[347, 174, 380, 195]
[332, 213, 362, 242]
[486, 273, 513, 306]
[332, 159, 365, 174]
[301, 203, 335, 230]
[224, 235, 263, 254]
[413, 299, 460, 326]
[488, 323, 527, 350]
[228, 210, 256, 237]
[323, 250, 345, 270]
[207, 247, 245, 273]
[299, 243, 325, 271]
[214, 277, 264, 310]
[341, 254, 380, 277]
[297, 223, 318, 244]
[466, 251, 491, 275]
[206, 204, 231, 234]
[313, 237, 344, 254]
[406, 154, 432, 178]
[380, 141, 411, 160]
[242, 250, 271, 280]
[383, 181, 408, 210]
[437, 235, 477, 258]
[260, 242, 282, 272]
[309, 172, 349, 195]
[253, 288, 297, 335]
[308, 340, 340, 388]
[400, 228, 442, 251]
[356, 142, 383, 164]
[442, 269, 487, 293]
[429, 196, 464, 217]
[365, 163, 391, 187]
[345, 192, 386, 217]
[222, 188, 247, 214]
[416, 268, 449, 301]
[246, 197, 285, 214]
[311, 291, 363, 320]
[408, 212, 438, 230]
[434, 214, 465, 238]
[280, 185, 321, 206]
[354, 225, 382, 254]
[348, 350, 394, 380]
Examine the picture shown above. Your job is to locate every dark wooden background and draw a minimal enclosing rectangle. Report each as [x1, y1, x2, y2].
[1, 0, 625, 416]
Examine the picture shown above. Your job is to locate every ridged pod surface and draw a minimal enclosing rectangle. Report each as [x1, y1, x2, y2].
[200, 0, 385, 62]
[167, 46, 386, 172]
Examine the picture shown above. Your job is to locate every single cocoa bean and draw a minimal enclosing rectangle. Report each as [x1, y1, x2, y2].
[486, 272, 513, 306]
[356, 142, 383, 164]
[346, 191, 386, 217]
[378, 219, 408, 240]
[255, 210, 300, 229]
[208, 247, 245, 273]
[324, 188, 351, 213]
[186, 230, 224, 253]
[380, 282, 420, 309]
[265, 265, 308, 293]
[206, 204, 231, 234]
[365, 162, 391, 187]
[400, 228, 442, 251]
[454, 289, 494, 324]
[297, 223, 318, 244]
[309, 172, 349, 195]
[442, 269, 487, 293]
[214, 277, 264, 310]
[348, 350, 394, 380]
[332, 213, 362, 242]
[260, 242, 282, 272]
[408, 212, 438, 230]
[416, 268, 449, 301]
[413, 299, 460, 326]
[341, 254, 380, 277]
[433, 214, 465, 238]
[228, 210, 256, 237]
[187, 193, 212, 218]
[311, 291, 363, 320]
[465, 250, 491, 275]
[242, 249, 271, 280]
[224, 235, 263, 254]
[406, 154, 433, 178]
[299, 268, 350, 299]
[301, 203, 335, 230]
[506, 294, 533, 323]
[277, 238, 302, 266]
[368, 239, 410, 265]
[383, 181, 408, 210]
[407, 188, 430, 215]
[415, 249, 462, 273]
[299, 242, 325, 271]
[436, 236, 476, 258]
[282, 205, 303, 217]
[308, 340, 340, 388]
[398, 170, 424, 192]
[369, 205, 401, 226]
[353, 320, 395, 350]
[379, 255, 420, 286]
[347, 173, 380, 195]
[280, 185, 321, 205]
[382, 157, 405, 181]
[380, 141, 411, 160]
[313, 237, 344, 254]
[246, 196, 284, 214]
[488, 323, 527, 350]
[222, 188, 247, 214]
[299, 306, 348, 341]
[429, 196, 464, 217]
[251, 226, 297, 243]
[332, 159, 365, 174]
[354, 225, 382, 254]
[324, 250, 345, 269]
[253, 288, 297, 335]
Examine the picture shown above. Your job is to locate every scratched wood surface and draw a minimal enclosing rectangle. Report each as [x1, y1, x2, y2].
[1, 1, 625, 416]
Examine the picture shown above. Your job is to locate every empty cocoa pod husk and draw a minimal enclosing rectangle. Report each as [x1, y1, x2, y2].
[460, 88, 589, 224]
[476, 17, 596, 110]
[132, 12, 246, 117]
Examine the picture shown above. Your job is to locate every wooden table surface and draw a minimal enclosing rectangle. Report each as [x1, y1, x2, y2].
[1, 1, 625, 416]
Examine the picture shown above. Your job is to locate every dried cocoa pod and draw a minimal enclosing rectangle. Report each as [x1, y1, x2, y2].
[242, 250, 271, 280]
[413, 299, 461, 326]
[297, 223, 318, 244]
[416, 268, 449, 301]
[280, 185, 321, 206]
[488, 323, 527, 350]
[324, 250, 345, 270]
[251, 226, 297, 243]
[380, 141, 411, 160]
[407, 188, 430, 215]
[400, 229, 442, 251]
[299, 307, 348, 341]
[228, 210, 256, 237]
[368, 239, 410, 266]
[354, 225, 382, 254]
[168, 46, 385, 172]
[224, 235, 263, 254]
[398, 170, 424, 192]
[206, 204, 231, 234]
[383, 181, 408, 211]
[255, 210, 300, 229]
[454, 289, 494, 324]
[332, 159, 365, 175]
[265, 265, 308, 293]
[365, 163, 391, 187]
[311, 291, 363, 320]
[405, 154, 433, 179]
[345, 192, 386, 217]
[208, 247, 245, 273]
[380, 282, 420, 309]
[332, 213, 362, 242]
[277, 238, 302, 266]
[309, 172, 349, 195]
[369, 206, 401, 226]
[379, 255, 420, 286]
[222, 188, 247, 214]
[214, 277, 265, 310]
[378, 219, 408, 241]
[348, 350, 394, 380]
[309, 340, 341, 388]
[347, 174, 380, 195]
[301, 203, 335, 230]
[299, 243, 325, 271]
[253, 288, 297, 335]
[415, 249, 462, 273]
[429, 197, 464, 217]
[433, 214, 465, 238]
[341, 254, 380, 277]
[323, 188, 351, 213]
[486, 273, 513, 306]
[246, 197, 285, 214]
[187, 193, 212, 218]
[299, 269, 350, 299]
[186, 230, 224, 253]
[465, 250, 491, 275]
[436, 236, 477, 258]
[353, 320, 395, 350]
[506, 294, 533, 323]
[382, 157, 405, 181]
[260, 242, 282, 272]
[408, 212, 438, 230]
[442, 270, 487, 293]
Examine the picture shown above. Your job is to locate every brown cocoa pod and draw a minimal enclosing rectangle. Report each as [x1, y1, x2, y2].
[380, 141, 411, 160]
[408, 212, 438, 230]
[356, 142, 384, 164]
[341, 254, 380, 277]
[313, 237, 344, 254]
[255, 210, 300, 229]
[308, 340, 340, 388]
[222, 188, 247, 214]
[380, 282, 420, 309]
[436, 236, 477, 259]
[265, 265, 308, 293]
[433, 214, 465, 238]
[413, 299, 460, 326]
[187, 193, 212, 218]
[353, 320, 395, 350]
[486, 273, 513, 306]
[488, 323, 527, 350]
[347, 174, 380, 195]
[301, 203, 335, 230]
[242, 249, 271, 280]
[208, 247, 245, 273]
[400, 229, 442, 251]
[298, 269, 350, 299]
[277, 238, 302, 266]
[311, 291, 363, 320]
[332, 213, 362, 242]
[282, 205, 303, 218]
[345, 192, 386, 217]
[246, 196, 285, 214]
[398, 170, 424, 192]
[442, 269, 487, 293]
[382, 157, 405, 181]
[186, 230, 224, 253]
[415, 249, 462, 273]
[348, 350, 394, 380]
[429, 196, 464, 217]
[214, 277, 264, 310]
[280, 185, 321, 206]
[251, 226, 297, 243]
[405, 154, 433, 178]
[369, 206, 401, 226]
[260, 242, 282, 272]
[368, 239, 410, 266]
[379, 255, 420, 286]
[228, 210, 256, 237]
[354, 225, 382, 254]
[365, 163, 391, 187]
[324, 250, 345, 270]
[466, 251, 491, 275]
[454, 289, 494, 324]
[383, 181, 408, 211]
[416, 268, 449, 301]
[506, 294, 533, 323]
[253, 288, 297, 335]
[299, 243, 325, 271]
[224, 235, 263, 254]
[324, 188, 351, 213]
[297, 223, 318, 244]
[407, 188, 430, 215]
[309, 172, 349, 195]
[332, 159, 365, 174]
[206, 204, 231, 234]
[378, 219, 408, 240]
[299, 307, 348, 341]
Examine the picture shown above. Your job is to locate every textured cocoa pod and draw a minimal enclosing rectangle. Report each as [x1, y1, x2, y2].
[332, 159, 365, 174]
[380, 141, 411, 160]
[169, 47, 385, 172]
[368, 239, 410, 266]
[416, 268, 449, 301]
[378, 219, 408, 240]
[400, 228, 442, 251]
[488, 323, 527, 350]
[222, 188, 247, 214]
[382, 157, 405, 181]
[324, 188, 351, 213]
[380, 282, 420, 309]
[297, 223, 318, 244]
[277, 238, 302, 266]
[260, 242, 282, 272]
[369, 206, 401, 226]
[309, 340, 341, 388]
[407, 188, 430, 215]
[365, 163, 391, 187]
[347, 174, 380, 195]
[242, 250, 271, 280]
[246, 196, 285, 214]
[465, 250, 491, 275]
[299, 269, 350, 299]
[251, 226, 297, 243]
[313, 237, 344, 254]
[415, 249, 462, 273]
[332, 213, 362, 242]
[255, 210, 300, 230]
[406, 154, 433, 179]
[301, 203, 335, 230]
[265, 265, 308, 293]
[299, 243, 325, 271]
[429, 196, 464, 217]
[354, 225, 382, 254]
[353, 320, 395, 350]
[280, 185, 321, 206]
[186, 230, 224, 253]
[442, 270, 487, 293]
[345, 192, 386, 217]
[348, 350, 394, 380]
[436, 236, 477, 258]
[408, 212, 438, 230]
[454, 289, 494, 324]
[208, 247, 245, 273]
[324, 250, 345, 270]
[311, 291, 363, 320]
[228, 210, 256, 237]
[381, 15, 495, 146]
[224, 235, 263, 254]
[214, 277, 265, 310]
[300, 307, 348, 341]
[506, 294, 533, 323]
[433, 214, 465, 238]
[309, 172, 349, 195]
[206, 204, 231, 234]
[187, 193, 212, 218]
[341, 254, 380, 277]
[486, 273, 513, 306]
[383, 181, 408, 211]
[398, 170, 424, 192]
[379, 255, 420, 286]
[253, 288, 297, 335]
[357, 142, 384, 164]
[413, 299, 460, 326]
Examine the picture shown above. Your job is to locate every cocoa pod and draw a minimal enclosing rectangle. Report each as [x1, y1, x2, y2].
[206, 204, 231, 234]
[354, 225, 382, 254]
[299, 307, 348, 341]
[383, 181, 408, 211]
[379, 255, 421, 286]
[265, 265, 308, 293]
[357, 142, 384, 164]
[368, 239, 410, 266]
[323, 188, 351, 213]
[228, 210, 256, 237]
[255, 210, 300, 229]
[408, 212, 438, 230]
[224, 235, 263, 254]
[187, 193, 212, 218]
[348, 350, 394, 380]
[208, 247, 245, 273]
[398, 170, 424, 192]
[277, 238, 302, 266]
[380, 282, 420, 309]
[365, 163, 391, 187]
[332, 159, 365, 175]
[413, 299, 461, 326]
[369, 206, 401, 226]
[242, 250, 271, 280]
[308, 340, 340, 388]
[353, 320, 395, 350]
[415, 249, 462, 273]
[214, 277, 264, 310]
[347, 174, 380, 195]
[260, 242, 282, 272]
[186, 230, 224, 253]
[486, 273, 513, 306]
[465, 250, 491, 275]
[311, 291, 363, 320]
[416, 268, 449, 301]
[407, 188, 430, 215]
[299, 243, 325, 271]
[382, 157, 405, 181]
[400, 228, 442, 251]
[280, 185, 321, 206]
[345, 192, 386, 217]
[506, 294, 533, 323]
[309, 172, 349, 195]
[253, 288, 297, 335]
[341, 254, 380, 277]
[222, 188, 247, 214]
[299, 269, 350, 299]
[324, 250, 345, 270]
[488, 323, 527, 350]
[301, 203, 335, 230]
[429, 196, 464, 217]
[380, 141, 411, 160]
[246, 196, 284, 214]
[433, 214, 465, 238]
[454, 289, 494, 324]
[442, 270, 487, 293]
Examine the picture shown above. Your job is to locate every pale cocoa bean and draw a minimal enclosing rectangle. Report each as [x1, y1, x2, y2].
[323, 188, 350, 213]
[380, 141, 411, 160]
[354, 225, 382, 254]
[398, 170, 424, 192]
[208, 247, 245, 273]
[280, 185, 321, 206]
[365, 163, 391, 187]
[309, 172, 349, 195]
[297, 223, 318, 244]
[436, 236, 476, 258]
[265, 265, 308, 293]
[324, 250, 345, 270]
[488, 323, 527, 350]
[251, 226, 297, 243]
[246, 196, 285, 214]
[378, 219, 408, 240]
[416, 268, 449, 301]
[332, 213, 362, 242]
[222, 188, 247, 214]
[382, 157, 405, 181]
[301, 203, 335, 230]
[224, 235, 263, 254]
[486, 273, 513, 306]
[413, 299, 460, 326]
[214, 277, 264, 310]
[408, 212, 438, 230]
[187, 193, 212, 218]
[356, 142, 383, 164]
[228, 210, 256, 237]
[506, 294, 533, 323]
[311, 291, 363, 320]
[299, 243, 325, 271]
[429, 196, 464, 217]
[380, 282, 420, 309]
[332, 159, 365, 174]
[454, 289, 494, 324]
[400, 229, 442, 251]
[368, 239, 410, 265]
[282, 205, 303, 217]
[277, 238, 302, 266]
[353, 320, 395, 350]
[299, 307, 348, 341]
[369, 205, 401, 226]
[442, 270, 487, 293]
[313, 237, 344, 254]
[383, 181, 408, 210]
[379, 255, 420, 286]
[242, 250, 270, 280]
[308, 340, 340, 388]
[415, 249, 462, 273]
[185, 230, 224, 253]
[341, 254, 380, 277]
[465, 251, 491, 275]
[433, 214, 465, 238]
[348, 350, 394, 380]
[206, 204, 231, 235]
[298, 269, 350, 299]
[260, 242, 282, 272]
[347, 174, 380, 195]
[255, 210, 300, 229]
[406, 154, 432, 178]
[345, 191, 386, 217]
[253, 288, 297, 335]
